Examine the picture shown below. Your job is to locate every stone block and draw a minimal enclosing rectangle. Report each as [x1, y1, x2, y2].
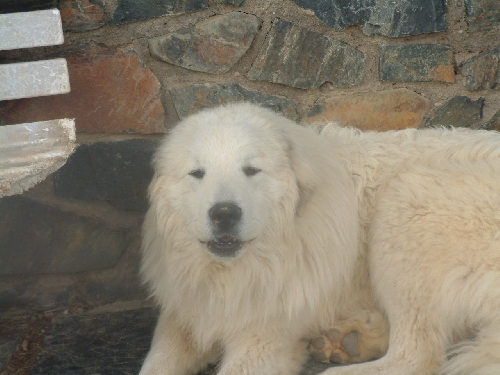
[425, 96, 484, 127]
[219, 0, 245, 5]
[0, 59, 70, 100]
[111, 0, 208, 25]
[170, 83, 298, 120]
[32, 308, 157, 375]
[0, 196, 130, 275]
[292, 0, 447, 37]
[0, 119, 76, 197]
[303, 89, 430, 131]
[0, 44, 165, 134]
[464, 0, 500, 32]
[380, 44, 455, 83]
[460, 45, 500, 91]
[54, 139, 159, 212]
[59, 0, 105, 31]
[149, 12, 261, 74]
[483, 109, 500, 131]
[248, 19, 365, 89]
[0, 9, 63, 51]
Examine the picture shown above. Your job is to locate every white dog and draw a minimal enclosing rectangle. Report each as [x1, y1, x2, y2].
[139, 103, 500, 375]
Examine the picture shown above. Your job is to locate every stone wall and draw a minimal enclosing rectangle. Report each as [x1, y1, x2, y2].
[1, 0, 500, 311]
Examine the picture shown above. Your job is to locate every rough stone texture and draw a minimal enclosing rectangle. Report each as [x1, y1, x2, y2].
[0, 9, 64, 51]
[0, 281, 75, 310]
[170, 83, 298, 120]
[292, 0, 447, 37]
[32, 308, 158, 375]
[303, 89, 430, 131]
[111, 0, 208, 25]
[0, 44, 165, 134]
[0, 316, 29, 370]
[460, 45, 500, 91]
[380, 44, 455, 83]
[59, 0, 105, 32]
[0, 196, 130, 275]
[425, 96, 485, 127]
[0, 59, 70, 100]
[219, 0, 245, 5]
[54, 139, 159, 212]
[465, 0, 500, 32]
[0, 119, 76, 197]
[483, 109, 500, 131]
[0, 340, 17, 370]
[0, 0, 58, 14]
[149, 12, 261, 74]
[248, 19, 365, 89]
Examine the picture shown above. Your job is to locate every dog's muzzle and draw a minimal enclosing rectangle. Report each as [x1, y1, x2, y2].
[206, 202, 243, 257]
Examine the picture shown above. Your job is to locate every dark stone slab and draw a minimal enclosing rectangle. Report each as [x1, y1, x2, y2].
[292, 0, 447, 37]
[54, 139, 159, 212]
[170, 83, 298, 120]
[32, 308, 158, 375]
[425, 96, 484, 128]
[0, 197, 129, 275]
[219, 0, 245, 5]
[464, 0, 500, 32]
[0, 282, 74, 310]
[83, 282, 148, 306]
[0, 0, 57, 14]
[0, 316, 30, 370]
[149, 12, 261, 74]
[460, 45, 500, 91]
[380, 44, 455, 83]
[483, 109, 500, 131]
[248, 19, 365, 89]
[111, 0, 208, 25]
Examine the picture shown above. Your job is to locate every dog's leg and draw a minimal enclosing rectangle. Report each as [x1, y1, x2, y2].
[317, 315, 446, 375]
[139, 312, 218, 375]
[217, 327, 307, 375]
[309, 310, 389, 364]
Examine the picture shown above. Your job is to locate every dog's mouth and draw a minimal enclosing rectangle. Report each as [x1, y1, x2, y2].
[204, 235, 243, 258]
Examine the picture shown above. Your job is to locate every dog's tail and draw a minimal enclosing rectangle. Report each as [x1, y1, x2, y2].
[440, 318, 500, 375]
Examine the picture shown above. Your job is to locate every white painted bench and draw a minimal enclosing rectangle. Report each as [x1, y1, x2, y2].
[0, 9, 76, 197]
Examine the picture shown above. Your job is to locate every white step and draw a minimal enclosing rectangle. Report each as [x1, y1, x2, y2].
[0, 58, 70, 100]
[0, 9, 64, 51]
[0, 119, 76, 197]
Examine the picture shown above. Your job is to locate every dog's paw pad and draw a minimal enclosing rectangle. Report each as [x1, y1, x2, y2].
[311, 336, 326, 350]
[309, 329, 360, 364]
[341, 331, 360, 357]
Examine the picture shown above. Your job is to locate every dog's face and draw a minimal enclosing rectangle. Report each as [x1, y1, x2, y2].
[152, 105, 297, 260]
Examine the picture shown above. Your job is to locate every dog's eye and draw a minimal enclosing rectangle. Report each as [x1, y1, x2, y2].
[189, 169, 205, 179]
[243, 166, 261, 176]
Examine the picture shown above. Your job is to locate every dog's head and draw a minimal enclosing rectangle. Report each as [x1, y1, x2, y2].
[149, 103, 323, 260]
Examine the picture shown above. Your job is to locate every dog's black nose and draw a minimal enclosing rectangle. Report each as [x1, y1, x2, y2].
[209, 202, 242, 231]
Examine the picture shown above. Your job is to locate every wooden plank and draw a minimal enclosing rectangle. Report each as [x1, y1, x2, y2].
[0, 9, 63, 51]
[0, 118, 76, 197]
[0, 58, 70, 100]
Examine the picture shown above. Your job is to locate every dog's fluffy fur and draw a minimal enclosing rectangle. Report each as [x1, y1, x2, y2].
[139, 103, 500, 375]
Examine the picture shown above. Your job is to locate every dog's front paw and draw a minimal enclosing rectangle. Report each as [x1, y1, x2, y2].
[310, 329, 359, 364]
[309, 311, 389, 364]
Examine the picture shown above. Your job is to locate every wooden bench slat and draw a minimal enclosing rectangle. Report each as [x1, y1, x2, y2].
[0, 118, 76, 197]
[0, 9, 64, 51]
[0, 58, 70, 100]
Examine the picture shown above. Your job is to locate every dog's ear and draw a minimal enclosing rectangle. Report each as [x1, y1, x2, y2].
[283, 127, 322, 216]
